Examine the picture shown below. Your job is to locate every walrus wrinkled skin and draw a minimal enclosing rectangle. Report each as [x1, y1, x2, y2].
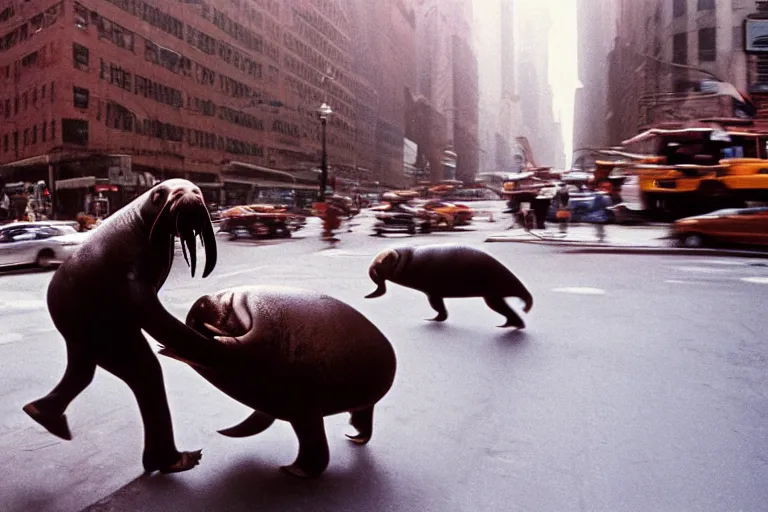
[365, 244, 533, 328]
[158, 285, 397, 479]
[23, 179, 228, 474]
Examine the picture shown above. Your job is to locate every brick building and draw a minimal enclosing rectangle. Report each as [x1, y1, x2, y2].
[0, 0, 431, 218]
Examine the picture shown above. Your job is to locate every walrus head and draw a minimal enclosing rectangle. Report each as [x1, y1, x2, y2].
[144, 179, 217, 278]
[185, 289, 254, 346]
[365, 249, 400, 298]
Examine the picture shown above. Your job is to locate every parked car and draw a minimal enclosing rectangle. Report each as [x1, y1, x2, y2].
[217, 204, 306, 240]
[671, 206, 768, 248]
[371, 201, 435, 235]
[0, 221, 90, 268]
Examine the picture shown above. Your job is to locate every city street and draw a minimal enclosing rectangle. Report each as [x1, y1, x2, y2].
[2, 213, 767, 512]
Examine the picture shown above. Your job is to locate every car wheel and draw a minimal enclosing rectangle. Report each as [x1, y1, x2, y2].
[681, 233, 705, 248]
[36, 249, 56, 268]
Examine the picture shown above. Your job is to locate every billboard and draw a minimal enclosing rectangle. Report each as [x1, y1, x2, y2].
[745, 19, 768, 52]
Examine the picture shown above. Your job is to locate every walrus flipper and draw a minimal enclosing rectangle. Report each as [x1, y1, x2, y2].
[218, 410, 275, 437]
[136, 285, 237, 366]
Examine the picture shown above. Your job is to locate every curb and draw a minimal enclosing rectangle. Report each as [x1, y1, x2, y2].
[484, 236, 768, 258]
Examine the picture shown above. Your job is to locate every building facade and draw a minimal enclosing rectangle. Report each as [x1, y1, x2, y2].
[605, 0, 768, 146]
[0, 0, 461, 218]
[572, 0, 617, 157]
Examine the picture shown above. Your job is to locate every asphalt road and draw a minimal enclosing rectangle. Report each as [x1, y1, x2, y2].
[1, 211, 767, 512]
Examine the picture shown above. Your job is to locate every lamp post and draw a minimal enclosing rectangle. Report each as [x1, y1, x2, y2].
[316, 102, 333, 201]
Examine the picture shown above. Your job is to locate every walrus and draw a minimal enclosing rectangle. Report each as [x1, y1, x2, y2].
[23, 179, 230, 474]
[157, 285, 397, 479]
[365, 244, 533, 327]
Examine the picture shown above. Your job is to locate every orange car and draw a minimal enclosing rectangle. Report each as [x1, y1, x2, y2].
[422, 200, 474, 227]
[672, 206, 768, 248]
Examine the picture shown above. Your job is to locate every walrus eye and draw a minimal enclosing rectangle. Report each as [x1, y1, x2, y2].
[151, 189, 168, 206]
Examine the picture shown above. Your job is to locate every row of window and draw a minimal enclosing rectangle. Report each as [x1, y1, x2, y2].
[0, 2, 63, 54]
[672, 27, 717, 64]
[75, 3, 136, 53]
[103, 0, 184, 40]
[103, 100, 267, 155]
[0, 82, 55, 119]
[674, 0, 716, 18]
[300, 2, 348, 48]
[1, 120, 57, 154]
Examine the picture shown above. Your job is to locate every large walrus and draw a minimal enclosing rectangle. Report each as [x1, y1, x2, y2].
[365, 244, 533, 328]
[157, 285, 397, 479]
[23, 179, 230, 474]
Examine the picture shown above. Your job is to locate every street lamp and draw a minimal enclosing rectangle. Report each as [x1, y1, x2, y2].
[316, 102, 333, 201]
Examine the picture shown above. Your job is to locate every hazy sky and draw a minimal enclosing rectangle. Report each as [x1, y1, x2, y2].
[547, 0, 579, 168]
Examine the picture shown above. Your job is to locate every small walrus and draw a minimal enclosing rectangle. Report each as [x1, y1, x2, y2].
[158, 285, 397, 479]
[365, 244, 533, 328]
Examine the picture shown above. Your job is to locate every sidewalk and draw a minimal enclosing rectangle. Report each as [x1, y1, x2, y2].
[484, 222, 768, 258]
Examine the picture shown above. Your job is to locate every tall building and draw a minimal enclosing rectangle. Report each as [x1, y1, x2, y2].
[474, 0, 522, 175]
[513, 0, 562, 168]
[0, 0, 423, 217]
[413, 0, 478, 184]
[573, 0, 617, 155]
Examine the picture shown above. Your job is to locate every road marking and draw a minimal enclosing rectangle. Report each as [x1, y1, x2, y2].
[215, 266, 269, 279]
[740, 277, 768, 284]
[673, 266, 730, 273]
[552, 287, 606, 295]
[664, 279, 707, 285]
[0, 299, 46, 310]
[0, 332, 23, 345]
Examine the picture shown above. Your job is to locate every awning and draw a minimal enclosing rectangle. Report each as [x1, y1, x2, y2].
[222, 178, 317, 191]
[56, 176, 97, 190]
[1, 154, 50, 168]
[223, 161, 297, 182]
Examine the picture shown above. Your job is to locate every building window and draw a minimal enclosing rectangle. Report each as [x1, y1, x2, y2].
[23, 128, 28, 146]
[13, 131, 18, 152]
[62, 118, 88, 145]
[674, 0, 686, 17]
[41, 84, 46, 102]
[50, 81, 55, 101]
[73, 87, 89, 108]
[3, 99, 8, 118]
[22, 92, 27, 110]
[699, 27, 716, 62]
[698, 0, 715, 10]
[50, 120, 55, 141]
[673, 32, 688, 64]
[32, 125, 37, 144]
[13, 95, 18, 115]
[3, 134, 7, 152]
[32, 88, 37, 106]
[42, 122, 46, 142]
[73, 44, 89, 71]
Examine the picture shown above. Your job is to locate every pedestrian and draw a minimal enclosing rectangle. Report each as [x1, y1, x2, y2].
[0, 189, 9, 221]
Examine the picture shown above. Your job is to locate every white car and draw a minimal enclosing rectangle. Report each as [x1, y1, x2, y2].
[0, 221, 91, 269]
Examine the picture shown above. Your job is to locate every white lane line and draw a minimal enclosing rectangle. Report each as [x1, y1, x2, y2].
[740, 277, 768, 284]
[552, 287, 606, 295]
[214, 266, 269, 279]
[664, 279, 708, 285]
[0, 299, 46, 310]
[673, 266, 730, 273]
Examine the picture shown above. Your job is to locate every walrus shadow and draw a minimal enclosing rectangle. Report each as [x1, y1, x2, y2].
[496, 327, 530, 347]
[3, 486, 60, 512]
[109, 447, 400, 512]
[0, 265, 53, 276]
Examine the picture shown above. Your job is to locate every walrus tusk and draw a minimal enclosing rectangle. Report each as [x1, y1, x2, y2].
[202, 322, 230, 336]
[185, 230, 197, 277]
[200, 209, 217, 278]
